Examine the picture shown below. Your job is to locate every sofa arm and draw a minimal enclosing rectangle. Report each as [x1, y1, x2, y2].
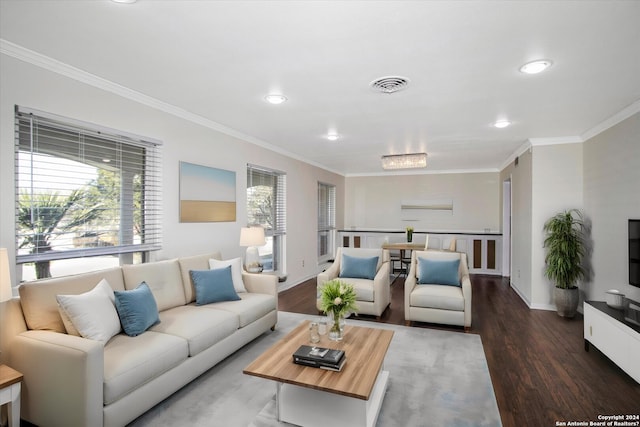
[317, 261, 340, 287]
[315, 262, 340, 311]
[405, 262, 418, 310]
[461, 274, 472, 327]
[10, 330, 103, 427]
[242, 272, 278, 297]
[372, 261, 391, 308]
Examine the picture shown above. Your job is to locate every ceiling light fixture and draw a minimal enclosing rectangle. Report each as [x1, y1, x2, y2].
[519, 59, 552, 74]
[381, 153, 427, 170]
[494, 120, 511, 128]
[264, 94, 287, 105]
[111, 0, 137, 3]
[326, 133, 340, 141]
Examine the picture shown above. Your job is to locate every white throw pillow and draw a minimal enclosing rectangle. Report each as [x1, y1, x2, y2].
[209, 257, 246, 293]
[56, 279, 121, 344]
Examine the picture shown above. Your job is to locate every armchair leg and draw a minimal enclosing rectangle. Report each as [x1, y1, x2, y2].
[405, 320, 412, 327]
[464, 326, 471, 333]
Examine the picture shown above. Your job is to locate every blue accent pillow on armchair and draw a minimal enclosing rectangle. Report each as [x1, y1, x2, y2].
[339, 254, 379, 280]
[114, 282, 160, 337]
[417, 258, 461, 286]
[190, 266, 241, 305]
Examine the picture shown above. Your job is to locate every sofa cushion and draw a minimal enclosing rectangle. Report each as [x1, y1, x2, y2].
[202, 292, 276, 327]
[18, 267, 125, 333]
[190, 267, 241, 305]
[410, 284, 465, 311]
[209, 257, 246, 293]
[334, 278, 375, 302]
[122, 259, 186, 311]
[114, 283, 161, 337]
[56, 279, 121, 344]
[103, 331, 188, 405]
[178, 252, 222, 303]
[340, 254, 379, 280]
[150, 305, 239, 356]
[417, 257, 461, 286]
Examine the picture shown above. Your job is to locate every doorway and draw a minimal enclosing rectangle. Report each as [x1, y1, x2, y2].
[502, 178, 511, 277]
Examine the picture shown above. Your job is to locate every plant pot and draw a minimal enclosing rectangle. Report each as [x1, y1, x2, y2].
[554, 287, 579, 318]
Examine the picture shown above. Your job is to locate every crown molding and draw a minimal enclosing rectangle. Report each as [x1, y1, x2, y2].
[0, 39, 345, 177]
[528, 136, 584, 146]
[345, 167, 499, 178]
[581, 99, 640, 141]
[499, 140, 532, 171]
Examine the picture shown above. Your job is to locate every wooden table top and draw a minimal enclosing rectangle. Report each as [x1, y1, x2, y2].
[382, 242, 425, 250]
[0, 365, 23, 389]
[243, 320, 394, 400]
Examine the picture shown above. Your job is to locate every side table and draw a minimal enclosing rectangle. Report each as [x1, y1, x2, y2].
[0, 365, 22, 427]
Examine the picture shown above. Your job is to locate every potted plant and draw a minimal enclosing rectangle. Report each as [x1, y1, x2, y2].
[543, 209, 585, 318]
[406, 226, 414, 243]
[318, 279, 358, 341]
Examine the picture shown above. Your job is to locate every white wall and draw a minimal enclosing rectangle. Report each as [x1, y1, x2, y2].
[531, 143, 584, 309]
[0, 54, 344, 289]
[344, 172, 500, 233]
[583, 112, 640, 302]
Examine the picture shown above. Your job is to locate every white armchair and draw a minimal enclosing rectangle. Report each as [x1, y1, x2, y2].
[317, 247, 391, 319]
[404, 250, 472, 331]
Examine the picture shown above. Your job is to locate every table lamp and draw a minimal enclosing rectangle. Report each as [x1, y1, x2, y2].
[240, 227, 266, 273]
[0, 248, 12, 302]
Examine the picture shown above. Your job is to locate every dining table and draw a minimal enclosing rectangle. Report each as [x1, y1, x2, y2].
[381, 242, 425, 277]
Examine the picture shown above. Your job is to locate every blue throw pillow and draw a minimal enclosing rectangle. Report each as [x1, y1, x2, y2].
[417, 258, 461, 286]
[190, 266, 240, 305]
[114, 282, 160, 337]
[339, 254, 379, 280]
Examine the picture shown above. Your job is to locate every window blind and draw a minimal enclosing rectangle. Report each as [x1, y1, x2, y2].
[246, 164, 286, 236]
[318, 182, 336, 232]
[317, 182, 336, 260]
[14, 106, 162, 264]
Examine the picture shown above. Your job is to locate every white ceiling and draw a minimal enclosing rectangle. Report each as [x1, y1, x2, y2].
[1, 0, 639, 176]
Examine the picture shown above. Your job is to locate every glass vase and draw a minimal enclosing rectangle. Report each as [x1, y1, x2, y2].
[328, 310, 344, 341]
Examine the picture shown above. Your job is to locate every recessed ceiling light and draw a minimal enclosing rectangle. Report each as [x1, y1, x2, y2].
[264, 94, 287, 105]
[326, 133, 340, 141]
[494, 120, 511, 129]
[111, 0, 137, 3]
[519, 59, 552, 74]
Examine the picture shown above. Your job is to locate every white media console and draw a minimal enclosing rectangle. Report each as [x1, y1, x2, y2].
[583, 301, 640, 383]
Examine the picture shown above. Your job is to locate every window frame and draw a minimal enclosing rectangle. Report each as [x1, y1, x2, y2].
[317, 181, 336, 264]
[14, 106, 162, 278]
[246, 164, 286, 273]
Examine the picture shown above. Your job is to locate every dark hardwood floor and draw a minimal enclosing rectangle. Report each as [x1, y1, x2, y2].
[278, 275, 640, 427]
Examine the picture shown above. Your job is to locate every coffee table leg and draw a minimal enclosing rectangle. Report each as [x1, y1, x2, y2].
[275, 382, 282, 421]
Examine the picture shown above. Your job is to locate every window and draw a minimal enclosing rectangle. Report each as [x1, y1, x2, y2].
[15, 106, 162, 280]
[246, 164, 286, 273]
[318, 182, 336, 263]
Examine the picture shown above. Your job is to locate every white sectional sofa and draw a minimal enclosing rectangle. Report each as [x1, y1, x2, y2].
[0, 252, 278, 427]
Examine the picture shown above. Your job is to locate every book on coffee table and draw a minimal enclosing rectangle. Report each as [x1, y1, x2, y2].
[293, 345, 346, 370]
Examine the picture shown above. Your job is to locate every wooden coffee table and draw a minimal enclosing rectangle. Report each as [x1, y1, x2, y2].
[243, 320, 394, 427]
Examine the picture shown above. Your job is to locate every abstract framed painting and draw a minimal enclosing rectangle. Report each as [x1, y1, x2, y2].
[179, 161, 236, 222]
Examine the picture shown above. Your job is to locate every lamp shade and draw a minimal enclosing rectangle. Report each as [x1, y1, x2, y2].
[0, 248, 13, 302]
[239, 227, 266, 247]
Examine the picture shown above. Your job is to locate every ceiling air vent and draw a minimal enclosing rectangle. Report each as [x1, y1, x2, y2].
[370, 76, 410, 94]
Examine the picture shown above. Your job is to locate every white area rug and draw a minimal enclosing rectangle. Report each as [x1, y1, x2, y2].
[128, 311, 501, 427]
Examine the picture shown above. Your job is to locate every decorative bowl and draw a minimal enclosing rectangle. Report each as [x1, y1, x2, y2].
[605, 289, 625, 309]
